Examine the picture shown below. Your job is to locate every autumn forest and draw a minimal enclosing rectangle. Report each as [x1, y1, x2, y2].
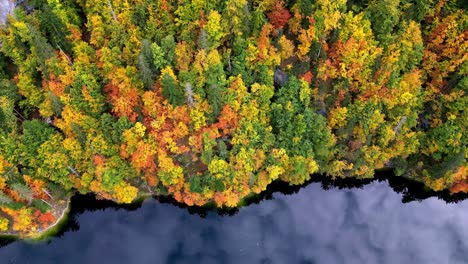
[0, 0, 466, 237]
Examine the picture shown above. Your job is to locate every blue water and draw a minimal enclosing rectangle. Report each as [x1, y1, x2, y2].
[1, 180, 467, 264]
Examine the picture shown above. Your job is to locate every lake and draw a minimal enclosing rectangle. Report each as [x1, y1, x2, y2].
[0, 175, 468, 264]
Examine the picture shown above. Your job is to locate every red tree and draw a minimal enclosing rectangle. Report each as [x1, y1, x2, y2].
[267, 0, 291, 30]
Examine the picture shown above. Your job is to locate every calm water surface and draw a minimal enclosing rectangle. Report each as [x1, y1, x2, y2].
[1, 179, 467, 264]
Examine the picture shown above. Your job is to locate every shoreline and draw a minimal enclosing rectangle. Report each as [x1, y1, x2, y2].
[28, 199, 71, 241]
[0, 198, 71, 241]
[2, 171, 468, 240]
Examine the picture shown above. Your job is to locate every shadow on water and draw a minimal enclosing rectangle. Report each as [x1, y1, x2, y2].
[314, 169, 468, 204]
[1, 170, 468, 247]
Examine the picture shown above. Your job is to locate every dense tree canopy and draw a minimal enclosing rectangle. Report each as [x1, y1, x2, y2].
[0, 0, 466, 236]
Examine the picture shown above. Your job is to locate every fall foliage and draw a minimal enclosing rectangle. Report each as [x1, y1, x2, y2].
[0, 0, 466, 237]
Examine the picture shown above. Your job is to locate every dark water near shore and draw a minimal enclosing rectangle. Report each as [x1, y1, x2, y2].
[1, 174, 468, 264]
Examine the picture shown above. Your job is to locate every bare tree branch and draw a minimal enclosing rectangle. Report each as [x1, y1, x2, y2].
[393, 116, 407, 135]
[68, 166, 80, 177]
[185, 83, 195, 108]
[42, 188, 54, 200]
[57, 45, 73, 66]
[41, 199, 54, 208]
[107, 0, 118, 22]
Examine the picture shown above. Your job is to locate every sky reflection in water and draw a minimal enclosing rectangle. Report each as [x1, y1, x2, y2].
[1, 181, 468, 264]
